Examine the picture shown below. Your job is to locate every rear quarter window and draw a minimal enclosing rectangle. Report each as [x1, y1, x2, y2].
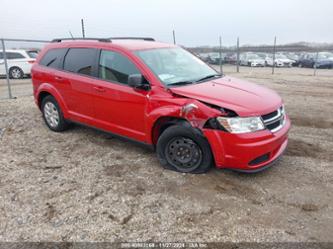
[39, 48, 68, 69]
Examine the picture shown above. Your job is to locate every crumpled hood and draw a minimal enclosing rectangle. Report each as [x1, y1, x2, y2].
[170, 76, 282, 116]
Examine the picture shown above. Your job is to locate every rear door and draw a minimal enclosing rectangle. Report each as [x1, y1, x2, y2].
[61, 48, 98, 124]
[91, 49, 149, 142]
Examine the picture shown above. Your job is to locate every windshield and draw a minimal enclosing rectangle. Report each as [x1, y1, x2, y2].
[135, 47, 219, 86]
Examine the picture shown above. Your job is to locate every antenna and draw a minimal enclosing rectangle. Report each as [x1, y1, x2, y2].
[69, 31, 74, 39]
[81, 19, 85, 38]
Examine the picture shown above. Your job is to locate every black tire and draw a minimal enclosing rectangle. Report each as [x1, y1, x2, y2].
[41, 95, 69, 132]
[156, 124, 213, 174]
[9, 67, 24, 79]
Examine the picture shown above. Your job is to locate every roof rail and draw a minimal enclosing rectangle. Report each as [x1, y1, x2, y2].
[109, 37, 155, 41]
[51, 38, 111, 43]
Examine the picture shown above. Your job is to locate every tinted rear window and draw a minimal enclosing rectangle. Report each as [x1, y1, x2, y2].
[39, 48, 67, 69]
[63, 48, 97, 76]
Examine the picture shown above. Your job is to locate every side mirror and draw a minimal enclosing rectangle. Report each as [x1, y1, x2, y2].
[128, 74, 150, 90]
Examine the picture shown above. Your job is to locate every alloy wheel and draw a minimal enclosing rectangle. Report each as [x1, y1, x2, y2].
[43, 102, 60, 128]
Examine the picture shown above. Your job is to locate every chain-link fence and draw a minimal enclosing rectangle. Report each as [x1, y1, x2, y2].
[187, 36, 333, 76]
[1, 36, 332, 100]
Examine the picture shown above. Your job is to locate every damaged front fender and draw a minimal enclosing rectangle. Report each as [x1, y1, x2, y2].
[145, 94, 221, 144]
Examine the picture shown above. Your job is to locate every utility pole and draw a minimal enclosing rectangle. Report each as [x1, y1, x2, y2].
[272, 36, 276, 75]
[236, 37, 240, 73]
[81, 19, 85, 38]
[219, 36, 223, 74]
[1, 38, 13, 99]
[314, 51, 319, 76]
[172, 30, 176, 44]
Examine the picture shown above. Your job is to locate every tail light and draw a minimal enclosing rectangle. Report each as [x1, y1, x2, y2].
[28, 60, 35, 64]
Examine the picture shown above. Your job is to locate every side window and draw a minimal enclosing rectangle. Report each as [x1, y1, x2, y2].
[39, 48, 67, 69]
[7, 52, 25, 59]
[99, 50, 140, 84]
[0, 52, 3, 59]
[63, 48, 96, 76]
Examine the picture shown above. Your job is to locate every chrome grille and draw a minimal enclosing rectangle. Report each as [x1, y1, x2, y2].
[261, 106, 286, 132]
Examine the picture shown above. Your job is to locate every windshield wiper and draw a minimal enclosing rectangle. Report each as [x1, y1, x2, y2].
[195, 74, 222, 82]
[168, 80, 194, 86]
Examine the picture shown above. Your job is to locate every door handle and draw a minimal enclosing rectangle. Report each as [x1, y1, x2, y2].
[54, 76, 64, 81]
[93, 86, 106, 92]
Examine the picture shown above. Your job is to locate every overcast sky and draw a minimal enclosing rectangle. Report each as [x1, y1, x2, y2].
[0, 0, 332, 46]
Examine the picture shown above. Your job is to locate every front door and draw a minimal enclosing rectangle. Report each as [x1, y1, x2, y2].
[92, 49, 148, 142]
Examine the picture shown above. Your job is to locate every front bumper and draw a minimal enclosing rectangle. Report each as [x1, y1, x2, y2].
[203, 115, 291, 172]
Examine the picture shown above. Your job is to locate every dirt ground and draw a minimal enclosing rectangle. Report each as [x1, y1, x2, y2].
[0, 65, 332, 242]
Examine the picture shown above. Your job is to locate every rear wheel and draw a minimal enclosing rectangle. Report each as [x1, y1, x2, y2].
[41, 95, 69, 132]
[9, 67, 24, 79]
[156, 125, 213, 173]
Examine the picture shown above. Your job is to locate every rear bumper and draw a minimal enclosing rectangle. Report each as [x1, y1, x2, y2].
[203, 116, 291, 172]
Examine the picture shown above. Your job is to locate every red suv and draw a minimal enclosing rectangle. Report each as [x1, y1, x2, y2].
[31, 37, 290, 173]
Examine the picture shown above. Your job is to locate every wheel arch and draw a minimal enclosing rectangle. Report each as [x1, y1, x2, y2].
[36, 84, 69, 118]
[151, 116, 190, 145]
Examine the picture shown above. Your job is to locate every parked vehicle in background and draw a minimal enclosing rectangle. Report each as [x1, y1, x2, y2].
[31, 37, 290, 173]
[314, 52, 333, 69]
[198, 53, 211, 62]
[224, 53, 237, 64]
[239, 53, 265, 67]
[296, 53, 316, 68]
[206, 52, 226, 65]
[256, 52, 268, 60]
[0, 49, 38, 79]
[284, 52, 300, 65]
[265, 54, 295, 67]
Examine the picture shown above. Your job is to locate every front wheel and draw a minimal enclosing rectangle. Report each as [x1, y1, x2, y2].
[156, 125, 213, 173]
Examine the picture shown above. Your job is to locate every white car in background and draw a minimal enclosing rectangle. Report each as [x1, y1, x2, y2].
[239, 53, 265, 67]
[265, 54, 295, 67]
[0, 49, 38, 79]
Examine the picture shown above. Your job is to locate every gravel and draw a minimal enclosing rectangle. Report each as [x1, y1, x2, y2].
[0, 66, 332, 242]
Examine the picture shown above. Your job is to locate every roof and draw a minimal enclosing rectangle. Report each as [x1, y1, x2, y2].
[45, 39, 176, 51]
[111, 40, 175, 51]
